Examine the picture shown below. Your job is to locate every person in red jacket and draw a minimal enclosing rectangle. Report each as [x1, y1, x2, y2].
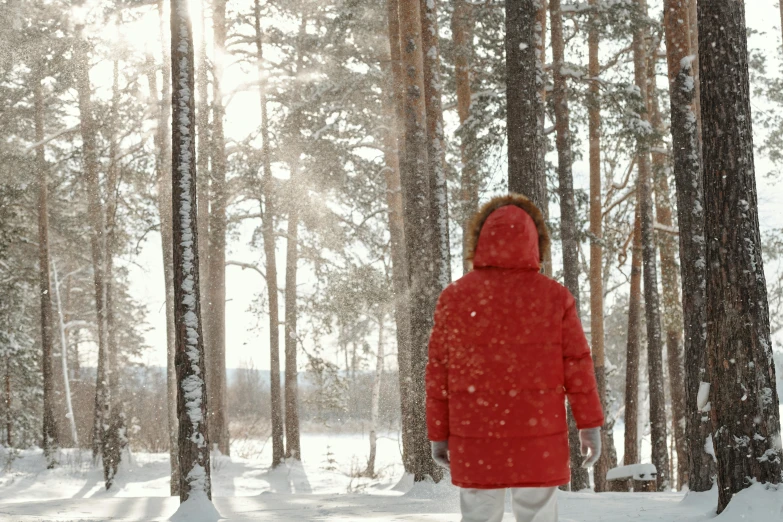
[426, 194, 604, 522]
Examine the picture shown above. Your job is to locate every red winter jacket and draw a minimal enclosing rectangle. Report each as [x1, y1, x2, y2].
[426, 195, 604, 489]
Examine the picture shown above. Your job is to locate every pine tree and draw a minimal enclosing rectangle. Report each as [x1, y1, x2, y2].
[383, 0, 414, 474]
[505, 0, 545, 209]
[623, 203, 643, 488]
[452, 0, 477, 274]
[647, 48, 687, 489]
[149, 0, 180, 494]
[170, 0, 212, 503]
[252, 0, 284, 469]
[662, 0, 711, 492]
[632, 0, 669, 491]
[34, 70, 58, 468]
[549, 0, 589, 491]
[397, 0, 440, 482]
[207, 0, 230, 457]
[586, 0, 611, 492]
[419, 0, 451, 290]
[698, 0, 782, 512]
[74, 28, 109, 464]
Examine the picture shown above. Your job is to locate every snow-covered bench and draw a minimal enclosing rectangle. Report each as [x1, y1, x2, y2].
[606, 463, 657, 492]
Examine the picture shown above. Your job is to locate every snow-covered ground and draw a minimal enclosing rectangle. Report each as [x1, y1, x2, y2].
[1, 432, 781, 521]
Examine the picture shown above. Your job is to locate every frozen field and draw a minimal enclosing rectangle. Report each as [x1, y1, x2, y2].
[0, 432, 781, 521]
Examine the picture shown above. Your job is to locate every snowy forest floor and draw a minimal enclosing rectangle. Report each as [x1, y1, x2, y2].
[1, 432, 782, 521]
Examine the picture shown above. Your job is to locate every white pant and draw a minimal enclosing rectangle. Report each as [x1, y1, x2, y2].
[459, 487, 558, 522]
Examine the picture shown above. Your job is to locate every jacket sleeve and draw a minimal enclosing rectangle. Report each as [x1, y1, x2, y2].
[562, 289, 605, 430]
[426, 289, 451, 442]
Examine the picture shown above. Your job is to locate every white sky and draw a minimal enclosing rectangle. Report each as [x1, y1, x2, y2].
[120, 2, 783, 371]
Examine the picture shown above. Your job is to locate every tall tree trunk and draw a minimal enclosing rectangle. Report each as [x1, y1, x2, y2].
[75, 32, 108, 463]
[420, 0, 451, 290]
[647, 50, 687, 490]
[632, 1, 669, 491]
[663, 0, 712, 493]
[688, 0, 701, 135]
[549, 0, 589, 491]
[282, 16, 308, 462]
[34, 73, 58, 467]
[536, 0, 552, 277]
[171, 0, 212, 503]
[196, 0, 211, 364]
[505, 0, 544, 209]
[586, 0, 612, 492]
[698, 1, 782, 512]
[252, 0, 284, 469]
[102, 57, 126, 491]
[624, 203, 643, 485]
[383, 0, 414, 474]
[207, 0, 229, 457]
[154, 0, 180, 494]
[452, 0, 477, 275]
[397, 0, 440, 482]
[365, 313, 386, 477]
[284, 170, 301, 460]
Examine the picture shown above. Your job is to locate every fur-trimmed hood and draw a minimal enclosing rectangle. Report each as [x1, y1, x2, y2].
[466, 194, 550, 270]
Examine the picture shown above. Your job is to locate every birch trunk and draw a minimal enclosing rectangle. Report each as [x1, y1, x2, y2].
[252, 0, 284, 468]
[698, 0, 782, 511]
[53, 265, 77, 448]
[365, 314, 386, 477]
[171, 0, 212, 502]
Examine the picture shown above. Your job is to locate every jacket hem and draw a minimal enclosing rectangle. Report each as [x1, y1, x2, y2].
[452, 476, 570, 489]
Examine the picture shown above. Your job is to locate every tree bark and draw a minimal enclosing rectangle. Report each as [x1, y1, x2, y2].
[663, 0, 712, 493]
[698, 0, 782, 512]
[34, 73, 58, 466]
[206, 0, 230, 457]
[505, 0, 545, 210]
[252, 0, 284, 469]
[397, 0, 440, 482]
[74, 32, 108, 463]
[624, 202, 643, 485]
[549, 0, 589, 491]
[196, 0, 211, 364]
[647, 49, 687, 490]
[282, 16, 308, 462]
[586, 0, 613, 492]
[419, 0, 451, 290]
[452, 0, 477, 275]
[383, 0, 414, 474]
[171, 0, 212, 502]
[102, 58, 126, 490]
[632, 1, 670, 491]
[154, 0, 180, 494]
